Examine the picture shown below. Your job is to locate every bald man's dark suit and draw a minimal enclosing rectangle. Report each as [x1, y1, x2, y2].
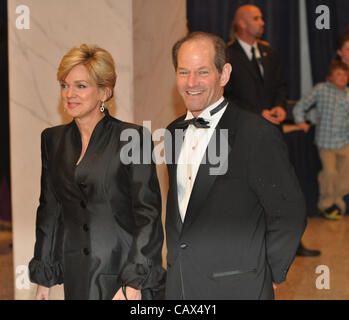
[225, 40, 287, 114]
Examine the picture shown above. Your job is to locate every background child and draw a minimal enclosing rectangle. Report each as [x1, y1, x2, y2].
[293, 60, 349, 219]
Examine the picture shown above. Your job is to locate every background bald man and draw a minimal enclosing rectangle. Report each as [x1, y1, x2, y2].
[225, 4, 321, 258]
[224, 4, 287, 125]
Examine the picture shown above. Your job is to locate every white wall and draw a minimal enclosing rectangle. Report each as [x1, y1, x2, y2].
[132, 0, 187, 266]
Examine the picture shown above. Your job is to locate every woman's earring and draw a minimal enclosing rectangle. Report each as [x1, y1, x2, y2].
[100, 101, 105, 113]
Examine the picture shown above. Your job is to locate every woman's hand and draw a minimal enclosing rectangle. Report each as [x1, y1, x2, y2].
[112, 286, 141, 300]
[35, 285, 50, 300]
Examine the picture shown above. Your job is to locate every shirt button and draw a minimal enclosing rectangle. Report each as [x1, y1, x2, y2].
[83, 248, 90, 255]
[80, 200, 87, 208]
[180, 243, 188, 249]
[188, 176, 191, 180]
[83, 224, 89, 232]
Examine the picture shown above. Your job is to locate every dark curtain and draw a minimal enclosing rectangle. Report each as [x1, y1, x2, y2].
[306, 0, 349, 84]
[187, 0, 242, 43]
[284, 127, 322, 216]
[187, 0, 300, 100]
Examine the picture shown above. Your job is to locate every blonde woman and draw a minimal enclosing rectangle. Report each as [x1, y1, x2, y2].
[29, 44, 165, 300]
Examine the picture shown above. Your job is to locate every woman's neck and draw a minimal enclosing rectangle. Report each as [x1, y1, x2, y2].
[75, 110, 105, 139]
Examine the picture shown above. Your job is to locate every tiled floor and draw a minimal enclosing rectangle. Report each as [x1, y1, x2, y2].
[275, 215, 349, 300]
[0, 215, 348, 300]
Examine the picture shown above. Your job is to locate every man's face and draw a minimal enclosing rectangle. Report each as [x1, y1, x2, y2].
[242, 7, 264, 39]
[337, 40, 349, 66]
[175, 39, 230, 116]
[328, 68, 349, 90]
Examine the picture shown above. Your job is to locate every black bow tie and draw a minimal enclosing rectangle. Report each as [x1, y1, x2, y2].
[176, 98, 228, 129]
[176, 117, 210, 129]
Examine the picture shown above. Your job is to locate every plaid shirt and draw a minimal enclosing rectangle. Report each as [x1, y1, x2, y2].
[293, 81, 349, 149]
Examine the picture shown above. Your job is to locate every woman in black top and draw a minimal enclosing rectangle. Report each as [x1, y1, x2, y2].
[29, 44, 165, 300]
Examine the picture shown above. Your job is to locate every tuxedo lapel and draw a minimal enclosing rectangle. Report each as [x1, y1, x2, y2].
[166, 117, 186, 233]
[181, 102, 240, 233]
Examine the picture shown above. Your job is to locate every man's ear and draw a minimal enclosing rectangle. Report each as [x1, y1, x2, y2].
[237, 18, 246, 30]
[220, 63, 232, 87]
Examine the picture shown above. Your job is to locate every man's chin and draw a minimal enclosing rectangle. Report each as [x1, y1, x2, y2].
[186, 105, 206, 115]
[256, 31, 264, 39]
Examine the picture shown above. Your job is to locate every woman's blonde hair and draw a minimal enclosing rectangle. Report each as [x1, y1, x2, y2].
[57, 44, 117, 101]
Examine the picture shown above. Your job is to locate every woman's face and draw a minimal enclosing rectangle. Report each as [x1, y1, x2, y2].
[60, 64, 104, 119]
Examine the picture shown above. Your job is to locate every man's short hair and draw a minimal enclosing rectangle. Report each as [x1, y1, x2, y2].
[327, 59, 349, 77]
[172, 31, 228, 73]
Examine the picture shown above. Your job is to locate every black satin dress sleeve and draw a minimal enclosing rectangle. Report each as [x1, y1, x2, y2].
[28, 129, 64, 287]
[118, 127, 165, 297]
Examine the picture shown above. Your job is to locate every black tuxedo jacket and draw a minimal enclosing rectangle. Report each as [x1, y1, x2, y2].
[225, 40, 287, 114]
[164, 101, 306, 300]
[29, 110, 165, 300]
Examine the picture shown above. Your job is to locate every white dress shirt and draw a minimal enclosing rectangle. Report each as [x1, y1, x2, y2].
[177, 97, 228, 221]
[236, 37, 264, 77]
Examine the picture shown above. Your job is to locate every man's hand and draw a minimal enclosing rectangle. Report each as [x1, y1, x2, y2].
[35, 285, 50, 300]
[262, 106, 286, 125]
[296, 122, 311, 133]
[112, 286, 142, 300]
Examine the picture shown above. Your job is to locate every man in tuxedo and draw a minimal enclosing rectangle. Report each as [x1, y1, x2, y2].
[225, 4, 320, 257]
[164, 31, 306, 299]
